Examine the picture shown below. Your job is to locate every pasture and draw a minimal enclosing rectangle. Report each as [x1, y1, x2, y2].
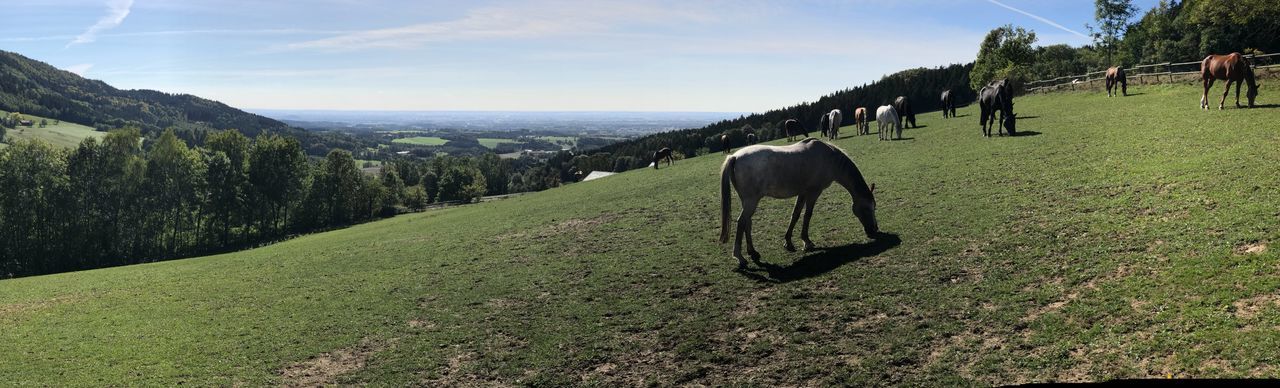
[5, 83, 1280, 385]
[1, 112, 104, 149]
[477, 137, 519, 149]
[390, 136, 450, 146]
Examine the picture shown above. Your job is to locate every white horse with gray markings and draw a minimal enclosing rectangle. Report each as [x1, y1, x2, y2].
[876, 105, 900, 141]
[719, 139, 879, 268]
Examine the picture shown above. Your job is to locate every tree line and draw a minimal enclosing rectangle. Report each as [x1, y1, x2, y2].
[0, 129, 516, 278]
[970, 0, 1280, 93]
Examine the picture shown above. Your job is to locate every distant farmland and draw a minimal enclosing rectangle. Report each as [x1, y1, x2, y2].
[390, 136, 449, 146]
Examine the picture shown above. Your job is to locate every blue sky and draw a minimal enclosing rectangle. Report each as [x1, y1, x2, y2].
[1, 0, 1156, 112]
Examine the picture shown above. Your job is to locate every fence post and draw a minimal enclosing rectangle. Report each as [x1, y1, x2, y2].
[1166, 63, 1173, 84]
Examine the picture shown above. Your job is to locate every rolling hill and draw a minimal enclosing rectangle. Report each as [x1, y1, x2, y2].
[0, 50, 299, 141]
[3, 83, 1280, 385]
[0, 111, 104, 149]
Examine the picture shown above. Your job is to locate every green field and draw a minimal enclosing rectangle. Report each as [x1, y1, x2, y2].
[477, 137, 518, 149]
[390, 136, 449, 146]
[5, 83, 1280, 385]
[1, 112, 103, 149]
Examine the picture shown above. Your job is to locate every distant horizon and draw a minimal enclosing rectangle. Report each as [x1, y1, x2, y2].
[2, 1, 1155, 112]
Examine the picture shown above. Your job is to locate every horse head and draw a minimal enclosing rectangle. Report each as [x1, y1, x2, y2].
[1248, 83, 1259, 107]
[1004, 113, 1017, 135]
[853, 183, 878, 238]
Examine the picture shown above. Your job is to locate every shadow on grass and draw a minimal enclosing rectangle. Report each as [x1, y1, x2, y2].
[909, 125, 928, 129]
[736, 232, 901, 283]
[1249, 104, 1280, 109]
[1121, 92, 1147, 96]
[1012, 131, 1042, 137]
[1017, 115, 1041, 120]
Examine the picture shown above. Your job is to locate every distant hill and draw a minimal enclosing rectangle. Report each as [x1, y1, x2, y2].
[0, 110, 104, 148]
[0, 50, 299, 143]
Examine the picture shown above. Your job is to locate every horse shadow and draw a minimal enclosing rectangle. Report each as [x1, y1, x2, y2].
[1123, 92, 1146, 96]
[893, 137, 916, 141]
[736, 232, 901, 283]
[1012, 131, 1041, 137]
[911, 125, 929, 129]
[1249, 104, 1280, 109]
[1016, 115, 1041, 120]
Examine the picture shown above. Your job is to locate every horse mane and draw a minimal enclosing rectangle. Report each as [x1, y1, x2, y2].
[820, 142, 873, 199]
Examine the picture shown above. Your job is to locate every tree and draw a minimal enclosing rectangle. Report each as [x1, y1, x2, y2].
[1089, 0, 1138, 66]
[38, 119, 47, 128]
[0, 139, 69, 276]
[248, 134, 307, 235]
[970, 25, 1038, 91]
[437, 166, 487, 203]
[205, 130, 250, 243]
[142, 129, 204, 257]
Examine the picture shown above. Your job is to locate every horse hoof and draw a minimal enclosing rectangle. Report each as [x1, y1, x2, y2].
[748, 250, 761, 260]
[784, 243, 796, 252]
[734, 256, 748, 268]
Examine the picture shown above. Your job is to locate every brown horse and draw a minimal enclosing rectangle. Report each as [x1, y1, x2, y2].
[1201, 53, 1259, 110]
[893, 96, 915, 128]
[652, 147, 674, 169]
[853, 107, 868, 135]
[783, 119, 807, 141]
[1105, 66, 1127, 97]
[721, 134, 730, 154]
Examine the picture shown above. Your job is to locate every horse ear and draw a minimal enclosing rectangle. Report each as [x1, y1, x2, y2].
[870, 183, 876, 193]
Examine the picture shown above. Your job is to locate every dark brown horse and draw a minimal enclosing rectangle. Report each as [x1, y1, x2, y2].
[1105, 66, 1127, 97]
[854, 107, 868, 135]
[940, 90, 956, 118]
[721, 134, 730, 154]
[783, 119, 807, 141]
[653, 147, 674, 169]
[893, 96, 915, 128]
[1201, 53, 1259, 110]
[978, 79, 1016, 137]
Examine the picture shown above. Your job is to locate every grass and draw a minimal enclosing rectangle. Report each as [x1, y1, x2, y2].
[477, 137, 518, 149]
[1, 112, 103, 149]
[390, 136, 449, 146]
[4, 82, 1280, 385]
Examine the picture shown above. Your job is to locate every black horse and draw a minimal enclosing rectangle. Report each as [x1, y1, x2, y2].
[783, 119, 807, 141]
[978, 80, 1016, 137]
[892, 96, 916, 128]
[940, 89, 956, 118]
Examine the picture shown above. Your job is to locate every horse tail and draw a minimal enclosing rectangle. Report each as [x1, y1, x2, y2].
[719, 156, 736, 244]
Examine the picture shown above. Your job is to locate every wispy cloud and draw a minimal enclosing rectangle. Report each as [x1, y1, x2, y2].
[285, 0, 727, 52]
[986, 0, 1089, 39]
[5, 28, 349, 43]
[63, 63, 94, 76]
[68, 0, 134, 47]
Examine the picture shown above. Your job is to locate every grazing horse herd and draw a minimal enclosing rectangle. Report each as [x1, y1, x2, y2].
[646, 51, 1263, 267]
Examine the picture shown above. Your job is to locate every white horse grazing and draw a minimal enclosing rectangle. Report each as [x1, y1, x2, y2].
[719, 139, 879, 268]
[826, 109, 842, 140]
[876, 105, 900, 141]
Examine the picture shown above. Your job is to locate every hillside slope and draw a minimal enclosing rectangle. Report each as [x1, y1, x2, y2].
[2, 83, 1280, 385]
[0, 50, 295, 140]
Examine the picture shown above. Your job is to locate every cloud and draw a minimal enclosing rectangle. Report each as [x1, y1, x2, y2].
[285, 0, 727, 52]
[986, 0, 1090, 39]
[68, 0, 134, 47]
[63, 64, 94, 76]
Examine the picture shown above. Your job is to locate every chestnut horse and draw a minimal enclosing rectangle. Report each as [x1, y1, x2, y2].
[652, 147, 674, 169]
[783, 119, 808, 141]
[1105, 66, 1127, 97]
[1201, 53, 1259, 110]
[719, 139, 878, 268]
[854, 107, 869, 135]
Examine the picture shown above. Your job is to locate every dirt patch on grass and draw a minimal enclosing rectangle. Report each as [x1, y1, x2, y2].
[579, 330, 680, 385]
[1234, 242, 1268, 255]
[493, 214, 619, 242]
[279, 338, 392, 387]
[1232, 293, 1280, 319]
[0, 294, 84, 319]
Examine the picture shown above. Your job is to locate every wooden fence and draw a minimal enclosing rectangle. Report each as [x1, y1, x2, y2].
[1026, 53, 1280, 94]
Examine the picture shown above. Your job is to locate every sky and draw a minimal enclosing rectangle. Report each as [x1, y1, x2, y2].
[1, 0, 1157, 113]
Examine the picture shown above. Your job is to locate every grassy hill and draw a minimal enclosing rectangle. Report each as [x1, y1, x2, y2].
[1, 111, 104, 149]
[3, 83, 1280, 385]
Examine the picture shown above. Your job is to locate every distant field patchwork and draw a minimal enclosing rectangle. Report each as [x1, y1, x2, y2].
[1, 112, 103, 149]
[391, 136, 449, 146]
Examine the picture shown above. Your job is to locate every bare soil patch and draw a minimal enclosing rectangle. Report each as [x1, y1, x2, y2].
[279, 338, 392, 387]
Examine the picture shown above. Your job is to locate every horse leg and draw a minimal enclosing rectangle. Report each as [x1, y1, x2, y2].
[783, 196, 804, 252]
[1202, 78, 1212, 109]
[1235, 79, 1243, 108]
[799, 193, 820, 251]
[734, 197, 759, 267]
[1220, 79, 1231, 110]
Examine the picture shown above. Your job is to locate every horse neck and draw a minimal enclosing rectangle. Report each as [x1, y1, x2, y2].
[831, 155, 872, 203]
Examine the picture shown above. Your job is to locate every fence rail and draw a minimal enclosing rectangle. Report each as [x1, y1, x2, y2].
[1025, 53, 1280, 93]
